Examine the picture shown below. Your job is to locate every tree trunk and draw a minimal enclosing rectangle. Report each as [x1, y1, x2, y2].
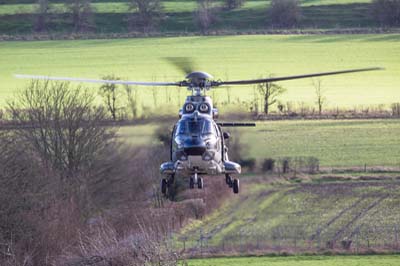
[264, 94, 269, 114]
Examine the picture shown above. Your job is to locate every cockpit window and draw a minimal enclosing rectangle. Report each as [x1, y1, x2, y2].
[188, 121, 202, 134]
[176, 119, 215, 136]
[203, 120, 215, 135]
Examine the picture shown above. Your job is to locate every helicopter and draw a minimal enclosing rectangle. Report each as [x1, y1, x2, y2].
[15, 62, 382, 195]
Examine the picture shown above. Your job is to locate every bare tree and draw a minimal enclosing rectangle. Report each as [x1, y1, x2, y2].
[371, 0, 400, 26]
[313, 79, 327, 115]
[35, 0, 50, 32]
[8, 80, 112, 182]
[125, 85, 139, 119]
[268, 0, 302, 28]
[65, 0, 94, 32]
[98, 75, 121, 121]
[257, 80, 286, 115]
[195, 0, 217, 34]
[225, 0, 245, 10]
[129, 0, 164, 33]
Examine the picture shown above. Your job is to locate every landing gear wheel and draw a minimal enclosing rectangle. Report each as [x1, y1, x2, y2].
[168, 174, 175, 186]
[161, 178, 168, 195]
[233, 178, 239, 194]
[189, 177, 195, 189]
[225, 174, 233, 187]
[198, 177, 204, 189]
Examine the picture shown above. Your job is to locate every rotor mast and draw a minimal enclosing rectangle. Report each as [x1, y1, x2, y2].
[185, 71, 214, 96]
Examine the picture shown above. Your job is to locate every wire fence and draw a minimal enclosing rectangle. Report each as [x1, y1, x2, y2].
[174, 224, 400, 255]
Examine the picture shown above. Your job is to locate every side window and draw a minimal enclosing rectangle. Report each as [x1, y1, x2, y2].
[176, 121, 187, 135]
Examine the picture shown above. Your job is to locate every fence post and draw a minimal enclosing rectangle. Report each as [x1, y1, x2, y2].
[200, 229, 203, 255]
[355, 228, 359, 254]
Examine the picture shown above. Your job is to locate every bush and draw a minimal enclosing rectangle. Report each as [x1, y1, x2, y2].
[58, 221, 180, 266]
[195, 0, 218, 34]
[240, 158, 257, 172]
[262, 158, 275, 172]
[268, 0, 302, 28]
[155, 124, 173, 147]
[129, 0, 164, 33]
[225, 0, 245, 10]
[371, 0, 400, 26]
[391, 102, 400, 116]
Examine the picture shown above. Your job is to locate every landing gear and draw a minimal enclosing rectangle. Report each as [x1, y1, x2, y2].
[198, 177, 204, 189]
[232, 178, 239, 194]
[161, 178, 168, 195]
[189, 172, 204, 190]
[161, 174, 175, 196]
[225, 174, 233, 188]
[189, 177, 195, 189]
[226, 174, 239, 194]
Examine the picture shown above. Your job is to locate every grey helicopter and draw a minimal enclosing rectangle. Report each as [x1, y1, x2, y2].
[15, 61, 382, 195]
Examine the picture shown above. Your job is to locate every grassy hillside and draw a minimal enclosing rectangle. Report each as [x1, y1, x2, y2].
[1, 34, 398, 109]
[178, 178, 400, 252]
[0, 0, 379, 35]
[189, 255, 400, 266]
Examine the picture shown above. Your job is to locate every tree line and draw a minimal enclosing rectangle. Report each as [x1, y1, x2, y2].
[33, 0, 400, 34]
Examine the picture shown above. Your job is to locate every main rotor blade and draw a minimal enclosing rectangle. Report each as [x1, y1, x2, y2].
[217, 122, 256, 127]
[217, 67, 384, 86]
[14, 74, 181, 87]
[165, 57, 196, 75]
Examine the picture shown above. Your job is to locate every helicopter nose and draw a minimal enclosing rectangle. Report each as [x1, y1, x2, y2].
[183, 137, 206, 155]
[184, 146, 206, 156]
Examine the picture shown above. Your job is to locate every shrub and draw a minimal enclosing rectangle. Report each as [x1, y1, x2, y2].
[155, 124, 173, 147]
[240, 158, 257, 172]
[225, 0, 245, 10]
[391, 102, 400, 116]
[128, 0, 164, 33]
[262, 158, 275, 172]
[371, 0, 400, 26]
[268, 0, 302, 28]
[195, 0, 218, 34]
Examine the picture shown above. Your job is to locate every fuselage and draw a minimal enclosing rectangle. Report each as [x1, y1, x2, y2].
[160, 95, 241, 177]
[172, 115, 223, 175]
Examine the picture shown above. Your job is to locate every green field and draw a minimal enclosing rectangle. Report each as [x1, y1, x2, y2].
[121, 119, 400, 167]
[239, 119, 400, 167]
[189, 255, 400, 266]
[178, 179, 400, 253]
[1, 35, 399, 110]
[0, 0, 372, 15]
[0, 0, 377, 34]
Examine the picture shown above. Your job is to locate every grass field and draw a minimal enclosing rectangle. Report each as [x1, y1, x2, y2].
[189, 255, 400, 266]
[121, 119, 400, 168]
[0, 0, 373, 15]
[1, 34, 399, 110]
[239, 119, 400, 167]
[178, 178, 400, 252]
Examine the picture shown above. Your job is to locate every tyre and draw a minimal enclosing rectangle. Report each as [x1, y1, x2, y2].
[161, 179, 167, 195]
[198, 177, 204, 189]
[189, 177, 195, 189]
[233, 179, 239, 194]
[225, 174, 232, 185]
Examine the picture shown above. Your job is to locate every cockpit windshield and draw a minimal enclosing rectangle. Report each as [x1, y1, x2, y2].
[176, 119, 215, 136]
